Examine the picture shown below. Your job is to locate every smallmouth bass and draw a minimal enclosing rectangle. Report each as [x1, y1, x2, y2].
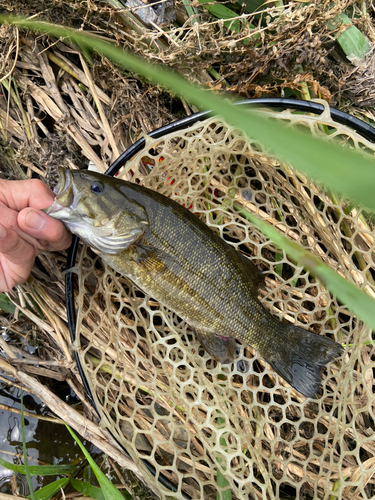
[46, 167, 343, 397]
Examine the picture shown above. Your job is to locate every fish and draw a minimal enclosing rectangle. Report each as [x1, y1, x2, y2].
[45, 167, 343, 398]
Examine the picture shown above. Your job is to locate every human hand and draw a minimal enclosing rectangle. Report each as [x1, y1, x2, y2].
[0, 178, 72, 292]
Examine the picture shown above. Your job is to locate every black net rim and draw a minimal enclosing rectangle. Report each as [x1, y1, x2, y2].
[63, 98, 375, 495]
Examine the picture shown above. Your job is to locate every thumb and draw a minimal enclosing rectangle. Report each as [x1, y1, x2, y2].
[18, 208, 72, 251]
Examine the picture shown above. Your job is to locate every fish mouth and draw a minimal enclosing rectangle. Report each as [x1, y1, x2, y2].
[43, 167, 76, 220]
[53, 166, 70, 197]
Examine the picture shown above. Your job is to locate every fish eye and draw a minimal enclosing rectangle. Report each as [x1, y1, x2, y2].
[91, 181, 104, 194]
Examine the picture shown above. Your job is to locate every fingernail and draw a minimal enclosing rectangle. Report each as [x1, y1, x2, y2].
[25, 210, 46, 230]
[0, 224, 6, 239]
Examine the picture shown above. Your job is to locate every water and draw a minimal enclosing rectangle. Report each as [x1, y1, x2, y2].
[0, 383, 155, 498]
[0, 381, 87, 496]
[0, 327, 153, 498]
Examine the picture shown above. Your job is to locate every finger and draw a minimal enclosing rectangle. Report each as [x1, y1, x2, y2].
[0, 178, 55, 212]
[0, 204, 18, 230]
[0, 223, 35, 265]
[0, 224, 35, 292]
[18, 208, 72, 252]
[0, 204, 46, 252]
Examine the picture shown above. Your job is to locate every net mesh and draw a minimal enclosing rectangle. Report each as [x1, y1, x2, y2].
[72, 102, 375, 500]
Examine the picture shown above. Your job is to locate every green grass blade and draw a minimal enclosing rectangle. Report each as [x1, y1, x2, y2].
[0, 293, 16, 313]
[238, 0, 267, 14]
[330, 13, 370, 63]
[274, 252, 283, 278]
[217, 468, 231, 499]
[337, 25, 370, 63]
[216, 416, 232, 500]
[70, 478, 106, 500]
[21, 392, 36, 500]
[0, 457, 76, 476]
[181, 0, 199, 20]
[28, 478, 70, 500]
[65, 424, 124, 500]
[196, 0, 242, 31]
[71, 477, 132, 500]
[234, 202, 375, 331]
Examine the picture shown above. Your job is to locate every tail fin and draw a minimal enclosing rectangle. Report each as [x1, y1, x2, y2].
[265, 324, 343, 398]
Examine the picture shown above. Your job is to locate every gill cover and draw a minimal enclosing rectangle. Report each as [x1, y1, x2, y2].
[45, 167, 149, 255]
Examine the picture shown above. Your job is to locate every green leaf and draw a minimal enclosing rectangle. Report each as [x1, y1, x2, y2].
[328, 12, 352, 30]
[28, 478, 70, 500]
[65, 425, 125, 500]
[0, 293, 16, 314]
[329, 12, 370, 63]
[70, 478, 106, 500]
[217, 469, 232, 500]
[216, 417, 231, 500]
[71, 478, 133, 500]
[236, 0, 267, 15]
[274, 252, 283, 278]
[337, 25, 370, 63]
[21, 392, 35, 500]
[196, 0, 242, 32]
[0, 457, 76, 476]
[181, 0, 199, 20]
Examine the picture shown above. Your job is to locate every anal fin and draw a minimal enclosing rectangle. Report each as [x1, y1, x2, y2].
[195, 329, 239, 364]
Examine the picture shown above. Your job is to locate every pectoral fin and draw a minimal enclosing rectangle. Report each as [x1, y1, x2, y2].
[195, 329, 239, 364]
